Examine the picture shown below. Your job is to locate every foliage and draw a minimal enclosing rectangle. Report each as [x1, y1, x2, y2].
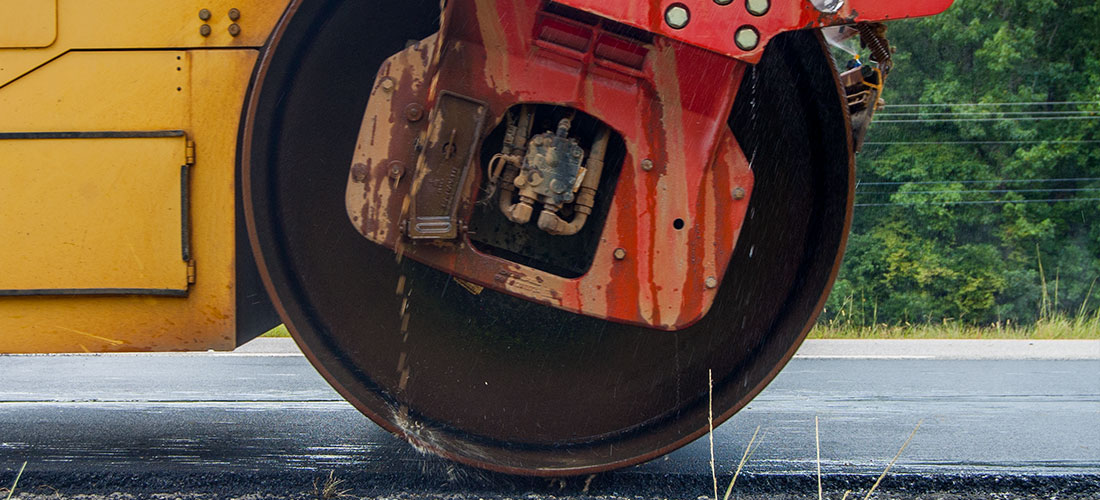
[823, 0, 1100, 326]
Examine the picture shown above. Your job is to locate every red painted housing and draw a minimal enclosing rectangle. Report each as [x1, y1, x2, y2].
[554, 0, 955, 62]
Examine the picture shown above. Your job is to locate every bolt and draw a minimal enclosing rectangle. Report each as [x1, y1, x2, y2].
[404, 103, 424, 122]
[228, 8, 240, 21]
[198, 9, 211, 20]
[664, 4, 690, 30]
[351, 163, 369, 182]
[379, 77, 395, 92]
[228, 23, 241, 37]
[388, 161, 405, 180]
[550, 179, 567, 194]
[613, 248, 627, 260]
[199, 24, 211, 37]
[732, 186, 746, 200]
[745, 0, 770, 16]
[735, 26, 760, 51]
[714, 0, 733, 4]
[641, 159, 654, 172]
[705, 276, 718, 289]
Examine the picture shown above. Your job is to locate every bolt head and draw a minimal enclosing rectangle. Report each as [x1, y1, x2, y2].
[199, 24, 211, 37]
[664, 4, 690, 30]
[351, 163, 369, 182]
[705, 276, 718, 289]
[745, 0, 770, 16]
[379, 77, 395, 92]
[388, 161, 405, 179]
[735, 26, 760, 51]
[732, 186, 746, 200]
[641, 159, 654, 172]
[198, 9, 211, 20]
[404, 103, 424, 122]
[228, 23, 241, 37]
[228, 8, 241, 21]
[613, 248, 627, 260]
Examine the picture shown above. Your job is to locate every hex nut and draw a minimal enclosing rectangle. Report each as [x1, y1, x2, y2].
[613, 248, 627, 260]
[732, 186, 746, 200]
[198, 9, 211, 21]
[388, 161, 405, 179]
[228, 23, 241, 37]
[641, 159, 654, 171]
[379, 77, 395, 92]
[199, 24, 212, 37]
[745, 0, 770, 16]
[228, 8, 241, 21]
[664, 4, 690, 29]
[351, 163, 369, 182]
[735, 26, 760, 51]
[705, 276, 718, 289]
[713, 0, 733, 5]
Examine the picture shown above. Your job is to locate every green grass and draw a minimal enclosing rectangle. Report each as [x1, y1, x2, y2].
[261, 324, 291, 337]
[811, 312, 1100, 339]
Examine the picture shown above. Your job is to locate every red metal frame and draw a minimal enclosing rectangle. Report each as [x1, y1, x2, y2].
[346, 0, 752, 330]
[554, 0, 955, 62]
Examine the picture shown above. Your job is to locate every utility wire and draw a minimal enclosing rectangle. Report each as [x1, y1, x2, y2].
[855, 198, 1100, 207]
[863, 140, 1100, 145]
[877, 110, 1096, 117]
[877, 115, 1100, 123]
[856, 188, 1100, 195]
[857, 177, 1100, 186]
[883, 101, 1099, 108]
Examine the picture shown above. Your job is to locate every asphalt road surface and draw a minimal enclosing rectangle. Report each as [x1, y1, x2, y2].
[1, 339, 1097, 499]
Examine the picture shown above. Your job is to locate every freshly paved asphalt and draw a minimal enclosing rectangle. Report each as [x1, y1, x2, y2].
[1, 339, 1097, 497]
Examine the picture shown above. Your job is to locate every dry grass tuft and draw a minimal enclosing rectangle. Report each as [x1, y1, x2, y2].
[312, 470, 351, 500]
[3, 462, 26, 500]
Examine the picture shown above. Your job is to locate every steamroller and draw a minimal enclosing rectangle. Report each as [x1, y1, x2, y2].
[0, 0, 952, 475]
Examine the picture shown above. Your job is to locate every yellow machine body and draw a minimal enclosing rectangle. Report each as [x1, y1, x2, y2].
[0, 0, 290, 353]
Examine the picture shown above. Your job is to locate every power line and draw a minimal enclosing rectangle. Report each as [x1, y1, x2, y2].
[883, 101, 1099, 108]
[863, 140, 1100, 145]
[877, 115, 1100, 123]
[856, 188, 1100, 195]
[855, 198, 1100, 207]
[876, 110, 1096, 117]
[857, 177, 1100, 186]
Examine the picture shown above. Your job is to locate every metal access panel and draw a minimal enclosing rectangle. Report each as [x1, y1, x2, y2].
[0, 0, 57, 49]
[0, 132, 191, 295]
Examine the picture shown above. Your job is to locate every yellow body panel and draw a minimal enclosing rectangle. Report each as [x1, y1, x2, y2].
[0, 0, 289, 352]
[0, 134, 190, 293]
[0, 0, 57, 48]
[0, 0, 287, 88]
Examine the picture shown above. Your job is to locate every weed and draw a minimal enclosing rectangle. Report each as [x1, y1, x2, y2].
[312, 470, 351, 500]
[3, 462, 26, 500]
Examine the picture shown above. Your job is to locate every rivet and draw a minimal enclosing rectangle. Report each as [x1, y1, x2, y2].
[664, 4, 690, 30]
[714, 0, 733, 4]
[404, 103, 424, 122]
[379, 77, 395, 92]
[198, 9, 211, 21]
[732, 186, 746, 200]
[228, 23, 241, 37]
[641, 159, 654, 172]
[745, 0, 770, 16]
[228, 8, 241, 21]
[735, 26, 760, 51]
[705, 276, 718, 289]
[199, 24, 211, 37]
[613, 248, 627, 260]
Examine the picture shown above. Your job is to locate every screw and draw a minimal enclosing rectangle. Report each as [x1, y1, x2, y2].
[228, 23, 241, 37]
[198, 9, 211, 20]
[745, 0, 770, 16]
[641, 159, 654, 172]
[228, 8, 240, 21]
[732, 186, 746, 200]
[199, 24, 211, 37]
[735, 26, 760, 51]
[404, 103, 424, 122]
[613, 248, 627, 260]
[705, 276, 718, 289]
[379, 77, 395, 92]
[664, 4, 690, 30]
[388, 161, 405, 180]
